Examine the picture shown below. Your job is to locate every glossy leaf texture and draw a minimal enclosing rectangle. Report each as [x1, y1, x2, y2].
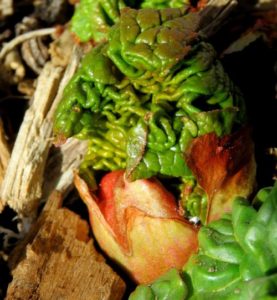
[70, 0, 191, 43]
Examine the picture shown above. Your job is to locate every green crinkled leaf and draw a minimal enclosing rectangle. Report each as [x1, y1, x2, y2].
[130, 184, 277, 300]
[70, 0, 191, 43]
[127, 107, 238, 181]
[54, 7, 247, 183]
[108, 7, 197, 78]
[128, 147, 192, 181]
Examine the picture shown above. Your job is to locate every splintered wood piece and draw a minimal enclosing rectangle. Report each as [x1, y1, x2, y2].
[0, 62, 63, 217]
[0, 46, 82, 217]
[6, 192, 126, 300]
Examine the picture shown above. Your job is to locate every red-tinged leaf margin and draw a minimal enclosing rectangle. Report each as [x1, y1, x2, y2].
[185, 127, 256, 224]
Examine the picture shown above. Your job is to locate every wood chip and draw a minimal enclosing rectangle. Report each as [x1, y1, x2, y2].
[0, 46, 83, 218]
[6, 191, 126, 300]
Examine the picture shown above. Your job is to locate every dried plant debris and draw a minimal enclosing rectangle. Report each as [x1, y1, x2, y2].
[0, 62, 64, 218]
[0, 28, 55, 62]
[0, 0, 13, 21]
[15, 15, 39, 36]
[2, 49, 25, 83]
[0, 46, 81, 219]
[34, 0, 73, 25]
[21, 36, 49, 74]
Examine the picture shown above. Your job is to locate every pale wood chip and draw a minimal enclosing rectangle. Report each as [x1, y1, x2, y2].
[0, 46, 83, 218]
[6, 191, 126, 300]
